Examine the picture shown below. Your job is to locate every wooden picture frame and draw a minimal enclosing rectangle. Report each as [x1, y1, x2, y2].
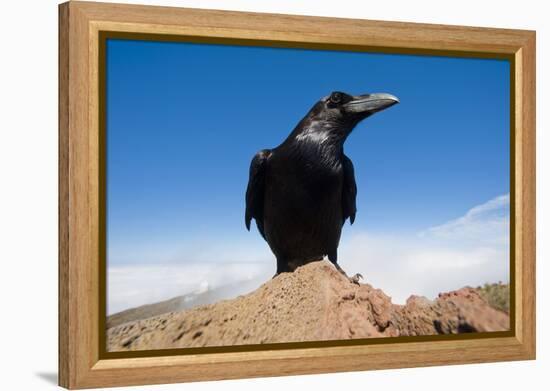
[58, 1, 536, 389]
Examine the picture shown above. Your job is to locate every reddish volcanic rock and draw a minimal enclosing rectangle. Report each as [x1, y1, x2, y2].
[107, 260, 509, 352]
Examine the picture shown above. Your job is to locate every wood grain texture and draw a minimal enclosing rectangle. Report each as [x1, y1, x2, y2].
[518, 34, 536, 355]
[58, 3, 70, 387]
[58, 1, 536, 389]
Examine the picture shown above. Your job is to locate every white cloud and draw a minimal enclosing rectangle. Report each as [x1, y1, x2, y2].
[338, 194, 510, 303]
[107, 237, 275, 314]
[108, 194, 510, 313]
[419, 194, 509, 246]
[107, 262, 271, 314]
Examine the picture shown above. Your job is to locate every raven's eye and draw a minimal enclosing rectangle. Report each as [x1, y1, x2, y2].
[330, 92, 342, 104]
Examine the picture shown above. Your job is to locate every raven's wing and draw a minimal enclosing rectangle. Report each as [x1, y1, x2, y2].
[245, 149, 271, 239]
[342, 154, 357, 225]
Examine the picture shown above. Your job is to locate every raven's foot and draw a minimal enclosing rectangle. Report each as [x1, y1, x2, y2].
[333, 263, 364, 285]
[349, 273, 363, 285]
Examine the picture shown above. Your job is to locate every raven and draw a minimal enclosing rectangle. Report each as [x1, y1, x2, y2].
[245, 91, 399, 283]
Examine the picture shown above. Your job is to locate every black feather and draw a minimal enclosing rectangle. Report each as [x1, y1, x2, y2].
[342, 154, 357, 225]
[245, 149, 271, 239]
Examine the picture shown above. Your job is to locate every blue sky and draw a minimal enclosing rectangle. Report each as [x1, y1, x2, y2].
[106, 39, 510, 313]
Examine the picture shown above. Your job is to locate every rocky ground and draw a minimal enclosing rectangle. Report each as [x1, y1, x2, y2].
[107, 260, 510, 352]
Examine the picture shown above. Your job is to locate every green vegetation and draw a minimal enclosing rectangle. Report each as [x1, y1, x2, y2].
[476, 283, 510, 313]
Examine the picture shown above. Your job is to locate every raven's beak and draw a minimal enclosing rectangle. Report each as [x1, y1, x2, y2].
[343, 93, 399, 115]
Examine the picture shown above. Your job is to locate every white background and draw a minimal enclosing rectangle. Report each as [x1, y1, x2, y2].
[0, 0, 546, 389]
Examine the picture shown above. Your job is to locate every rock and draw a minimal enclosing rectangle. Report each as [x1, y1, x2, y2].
[107, 260, 510, 351]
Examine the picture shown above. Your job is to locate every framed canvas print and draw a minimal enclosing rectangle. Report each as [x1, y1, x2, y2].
[58, 1, 536, 389]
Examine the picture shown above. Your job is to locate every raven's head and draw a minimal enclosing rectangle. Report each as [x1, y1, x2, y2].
[293, 91, 399, 146]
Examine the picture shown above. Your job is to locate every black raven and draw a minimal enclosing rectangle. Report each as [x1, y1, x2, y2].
[245, 91, 399, 283]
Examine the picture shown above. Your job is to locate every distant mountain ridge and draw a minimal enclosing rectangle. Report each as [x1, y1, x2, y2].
[107, 276, 264, 329]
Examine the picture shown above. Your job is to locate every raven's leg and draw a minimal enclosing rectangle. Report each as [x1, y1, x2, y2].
[328, 250, 363, 285]
[273, 257, 290, 278]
